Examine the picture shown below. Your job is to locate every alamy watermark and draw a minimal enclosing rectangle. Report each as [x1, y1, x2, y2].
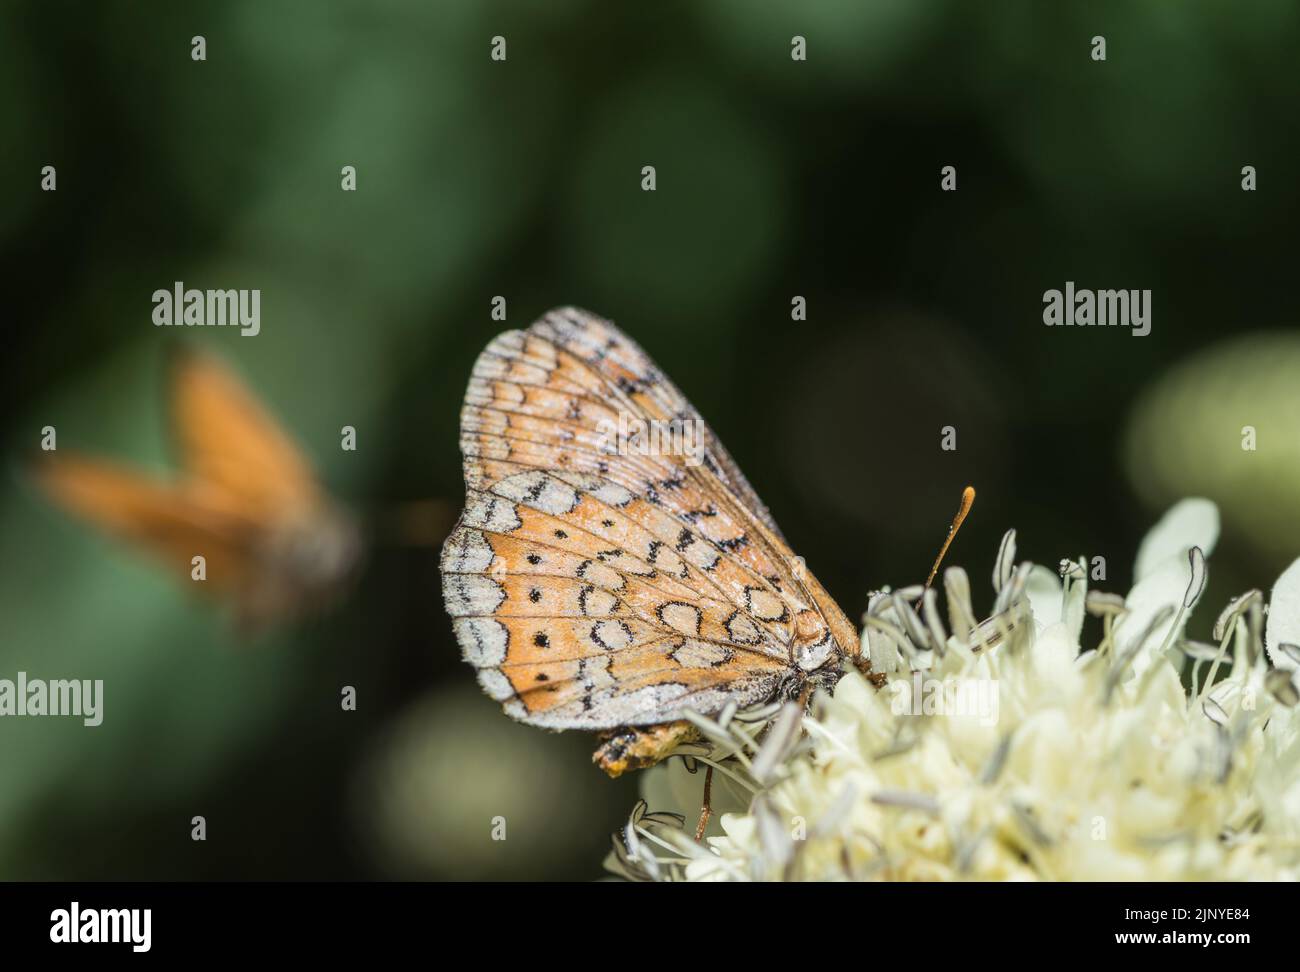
[595, 412, 705, 467]
[889, 672, 1000, 726]
[50, 902, 150, 952]
[1043, 282, 1150, 337]
[152, 281, 260, 336]
[0, 672, 103, 726]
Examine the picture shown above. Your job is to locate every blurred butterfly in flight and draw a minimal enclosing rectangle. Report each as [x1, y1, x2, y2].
[33, 349, 363, 628]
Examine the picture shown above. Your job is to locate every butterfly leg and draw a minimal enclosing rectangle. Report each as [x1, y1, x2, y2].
[850, 654, 888, 688]
[593, 720, 699, 778]
[694, 764, 714, 841]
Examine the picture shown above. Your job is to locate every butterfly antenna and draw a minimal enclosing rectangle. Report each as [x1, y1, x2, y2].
[924, 486, 975, 591]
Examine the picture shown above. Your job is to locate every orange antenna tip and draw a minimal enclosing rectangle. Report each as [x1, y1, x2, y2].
[925, 486, 976, 591]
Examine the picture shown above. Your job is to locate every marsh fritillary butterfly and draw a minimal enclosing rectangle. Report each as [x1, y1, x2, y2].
[441, 308, 872, 775]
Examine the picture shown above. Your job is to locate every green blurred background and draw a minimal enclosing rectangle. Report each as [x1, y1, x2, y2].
[3, 0, 1299, 879]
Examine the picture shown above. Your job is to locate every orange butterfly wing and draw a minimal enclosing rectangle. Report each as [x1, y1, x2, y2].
[32, 454, 261, 592]
[169, 348, 323, 517]
[442, 307, 859, 730]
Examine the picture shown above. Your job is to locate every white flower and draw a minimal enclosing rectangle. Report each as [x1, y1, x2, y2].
[607, 500, 1300, 881]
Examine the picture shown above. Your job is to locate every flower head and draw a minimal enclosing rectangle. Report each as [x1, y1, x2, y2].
[606, 500, 1300, 881]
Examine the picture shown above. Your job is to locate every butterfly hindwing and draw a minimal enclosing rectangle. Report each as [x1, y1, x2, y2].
[440, 473, 792, 730]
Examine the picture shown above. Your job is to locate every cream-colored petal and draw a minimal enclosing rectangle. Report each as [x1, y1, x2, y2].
[1266, 558, 1300, 671]
[1025, 564, 1063, 630]
[1134, 498, 1219, 582]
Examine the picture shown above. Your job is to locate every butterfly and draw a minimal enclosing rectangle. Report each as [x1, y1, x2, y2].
[441, 308, 876, 777]
[33, 348, 362, 628]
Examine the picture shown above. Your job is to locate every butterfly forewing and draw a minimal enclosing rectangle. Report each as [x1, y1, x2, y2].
[442, 307, 858, 730]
